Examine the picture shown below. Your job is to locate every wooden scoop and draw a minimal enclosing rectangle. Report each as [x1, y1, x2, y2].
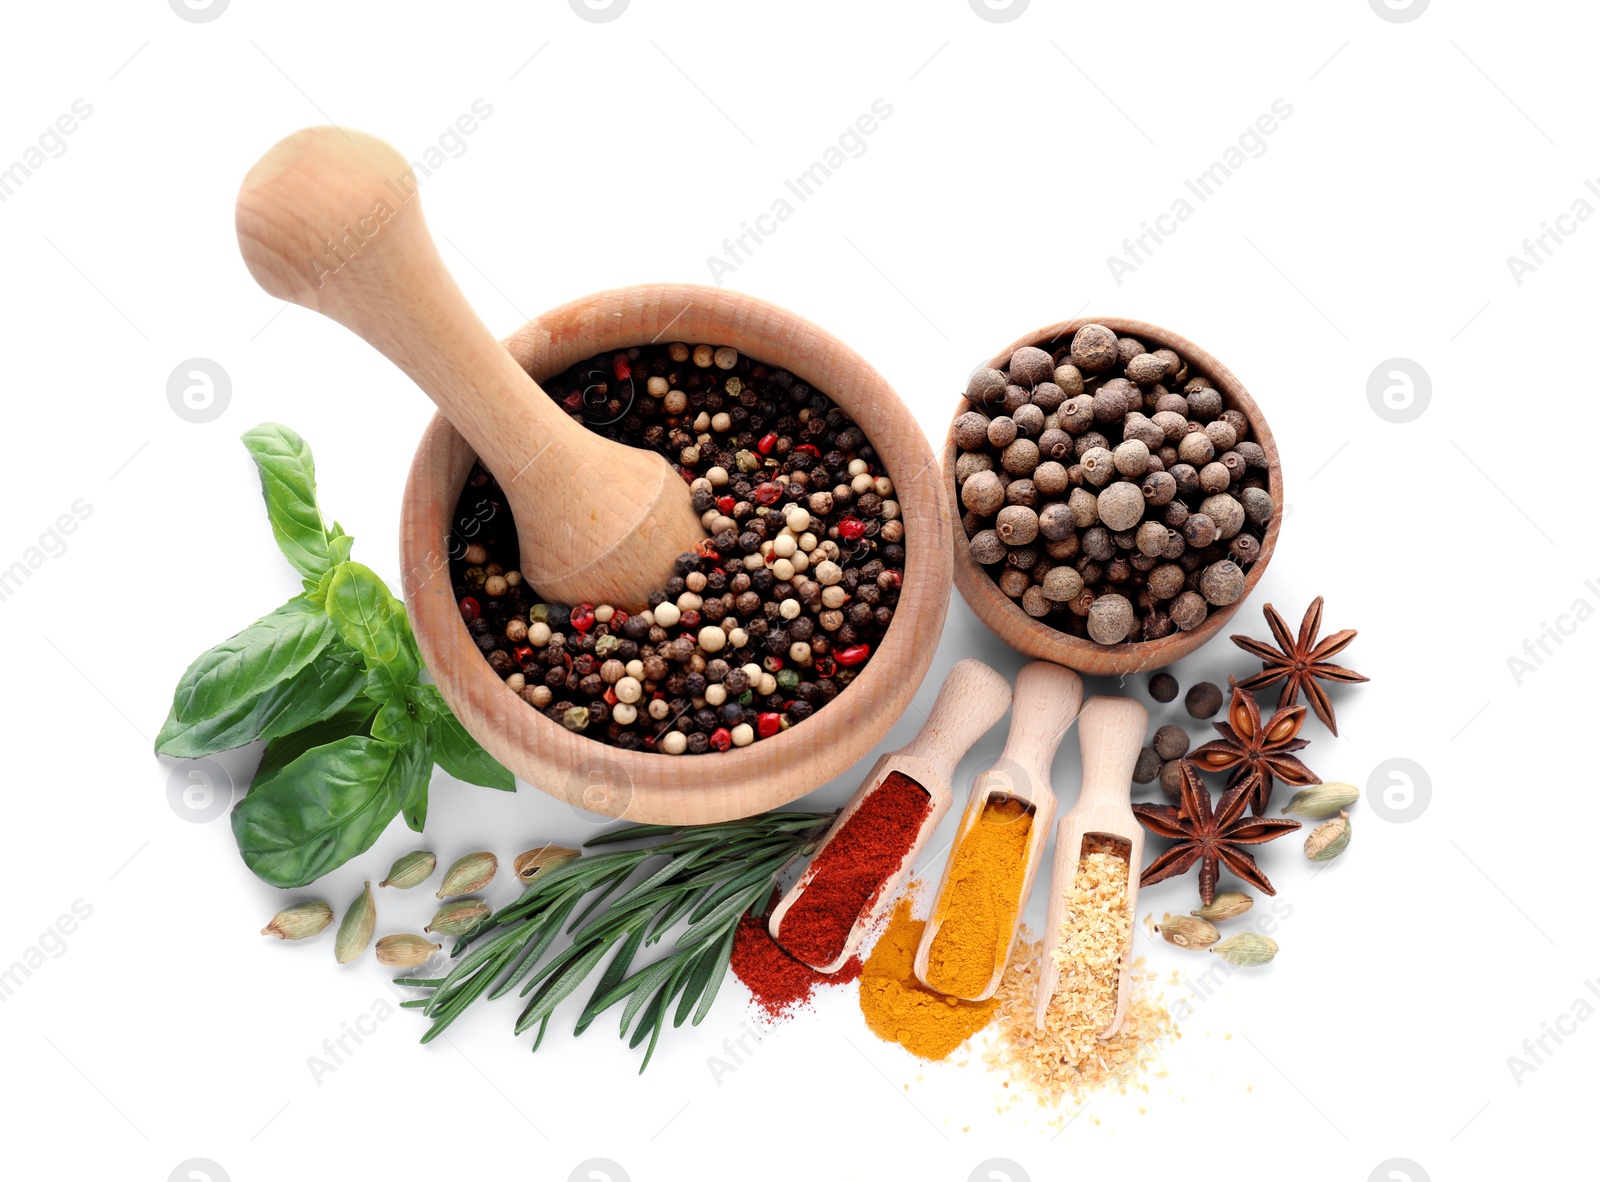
[1035, 695, 1148, 1035]
[768, 659, 1012, 973]
[233, 127, 705, 611]
[913, 661, 1084, 1001]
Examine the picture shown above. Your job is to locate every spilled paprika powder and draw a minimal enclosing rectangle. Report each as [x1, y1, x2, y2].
[775, 772, 933, 966]
[731, 910, 861, 1021]
[924, 795, 1034, 997]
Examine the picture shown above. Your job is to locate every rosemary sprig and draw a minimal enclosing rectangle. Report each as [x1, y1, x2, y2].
[396, 811, 831, 1070]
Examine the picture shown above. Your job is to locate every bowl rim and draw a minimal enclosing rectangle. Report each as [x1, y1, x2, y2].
[945, 316, 1283, 675]
[401, 283, 952, 824]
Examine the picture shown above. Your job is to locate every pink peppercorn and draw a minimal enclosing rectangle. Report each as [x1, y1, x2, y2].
[709, 727, 732, 752]
[835, 643, 871, 667]
[570, 605, 596, 633]
[757, 432, 778, 455]
[837, 517, 866, 541]
[757, 712, 781, 739]
[613, 354, 631, 381]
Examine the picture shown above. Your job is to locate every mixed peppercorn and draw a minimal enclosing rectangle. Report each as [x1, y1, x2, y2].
[450, 342, 905, 754]
[953, 324, 1275, 645]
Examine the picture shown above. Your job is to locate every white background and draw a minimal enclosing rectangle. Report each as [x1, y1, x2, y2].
[0, 1, 1585, 1179]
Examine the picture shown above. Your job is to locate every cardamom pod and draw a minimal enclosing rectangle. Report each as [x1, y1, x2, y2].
[1156, 913, 1220, 950]
[1304, 810, 1351, 862]
[334, 882, 377, 964]
[261, 900, 333, 940]
[1280, 782, 1360, 819]
[437, 852, 498, 898]
[426, 899, 492, 937]
[375, 933, 442, 968]
[1191, 891, 1253, 922]
[380, 850, 437, 890]
[515, 844, 580, 882]
[1211, 932, 1278, 966]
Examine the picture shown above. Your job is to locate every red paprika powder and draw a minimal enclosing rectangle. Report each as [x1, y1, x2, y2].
[731, 911, 861, 1021]
[774, 772, 933, 966]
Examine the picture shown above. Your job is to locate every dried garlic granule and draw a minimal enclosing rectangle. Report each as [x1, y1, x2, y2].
[984, 839, 1176, 1108]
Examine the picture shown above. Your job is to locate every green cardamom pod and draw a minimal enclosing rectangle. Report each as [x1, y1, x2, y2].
[1191, 891, 1253, 921]
[334, 881, 376, 964]
[426, 899, 492, 937]
[1156, 913, 1220, 950]
[374, 933, 442, 968]
[261, 900, 333, 940]
[1304, 810, 1352, 862]
[1211, 932, 1278, 966]
[437, 852, 498, 899]
[380, 850, 437, 890]
[1280, 782, 1360, 819]
[514, 844, 580, 883]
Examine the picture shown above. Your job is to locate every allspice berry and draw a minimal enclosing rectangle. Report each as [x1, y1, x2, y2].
[968, 530, 1006, 564]
[1070, 323, 1119, 373]
[962, 469, 1004, 515]
[967, 367, 1007, 405]
[1170, 590, 1208, 632]
[1159, 758, 1186, 801]
[1096, 482, 1144, 532]
[1148, 671, 1179, 703]
[1153, 724, 1190, 760]
[1087, 593, 1134, 644]
[1185, 680, 1224, 719]
[1199, 560, 1246, 606]
[1053, 364, 1085, 396]
[1126, 352, 1168, 387]
[1240, 486, 1275, 526]
[1040, 501, 1078, 541]
[1009, 346, 1055, 387]
[995, 505, 1039, 546]
[1041, 565, 1084, 602]
[987, 416, 1018, 448]
[952, 411, 990, 450]
[1001, 437, 1040, 475]
[1134, 746, 1161, 784]
[1113, 439, 1150, 478]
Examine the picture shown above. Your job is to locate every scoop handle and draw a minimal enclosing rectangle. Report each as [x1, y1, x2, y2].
[895, 659, 1013, 784]
[1075, 696, 1148, 808]
[986, 661, 1083, 804]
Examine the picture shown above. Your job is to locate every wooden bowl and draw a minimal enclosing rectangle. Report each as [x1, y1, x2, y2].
[402, 284, 953, 824]
[946, 317, 1283, 675]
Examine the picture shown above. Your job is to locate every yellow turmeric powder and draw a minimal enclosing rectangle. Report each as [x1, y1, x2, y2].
[924, 796, 1033, 997]
[858, 895, 997, 1060]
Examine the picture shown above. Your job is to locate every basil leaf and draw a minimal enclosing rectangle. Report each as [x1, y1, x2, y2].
[327, 562, 419, 681]
[232, 735, 404, 888]
[423, 687, 514, 791]
[242, 423, 330, 583]
[169, 596, 336, 724]
[395, 729, 434, 832]
[363, 662, 412, 710]
[327, 525, 355, 567]
[156, 642, 366, 759]
[255, 697, 377, 784]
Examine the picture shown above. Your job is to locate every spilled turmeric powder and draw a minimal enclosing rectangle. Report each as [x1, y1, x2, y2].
[858, 895, 997, 1060]
[924, 795, 1033, 997]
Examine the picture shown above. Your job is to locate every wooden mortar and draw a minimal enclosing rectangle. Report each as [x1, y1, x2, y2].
[945, 317, 1284, 675]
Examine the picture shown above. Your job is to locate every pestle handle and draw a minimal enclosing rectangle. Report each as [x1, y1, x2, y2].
[895, 659, 1012, 785]
[233, 127, 703, 609]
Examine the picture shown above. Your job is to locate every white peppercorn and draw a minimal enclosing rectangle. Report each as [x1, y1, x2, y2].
[1088, 593, 1135, 644]
[995, 504, 1039, 546]
[1199, 560, 1246, 606]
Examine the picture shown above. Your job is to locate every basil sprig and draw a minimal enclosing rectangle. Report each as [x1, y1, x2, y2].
[156, 424, 513, 888]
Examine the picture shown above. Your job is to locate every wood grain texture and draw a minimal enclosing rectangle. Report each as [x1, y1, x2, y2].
[234, 126, 703, 611]
[945, 317, 1285, 674]
[913, 661, 1084, 1001]
[767, 659, 1011, 973]
[1034, 696, 1148, 1034]
[401, 283, 954, 824]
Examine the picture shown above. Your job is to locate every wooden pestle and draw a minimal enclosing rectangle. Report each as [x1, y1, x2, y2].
[768, 659, 1012, 973]
[1035, 695, 1148, 1036]
[913, 661, 1084, 1002]
[233, 127, 705, 610]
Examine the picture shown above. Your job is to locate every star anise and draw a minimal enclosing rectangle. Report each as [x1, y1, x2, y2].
[1231, 596, 1368, 735]
[1132, 761, 1301, 904]
[1190, 678, 1319, 815]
